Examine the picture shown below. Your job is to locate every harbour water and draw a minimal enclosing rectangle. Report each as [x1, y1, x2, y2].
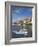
[11, 24, 32, 38]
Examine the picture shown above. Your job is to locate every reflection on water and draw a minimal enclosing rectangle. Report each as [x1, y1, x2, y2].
[11, 24, 32, 38]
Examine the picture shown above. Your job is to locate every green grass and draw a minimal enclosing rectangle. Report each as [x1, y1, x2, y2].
[25, 23, 32, 25]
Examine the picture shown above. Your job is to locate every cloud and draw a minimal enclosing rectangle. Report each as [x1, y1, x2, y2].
[11, 7, 32, 23]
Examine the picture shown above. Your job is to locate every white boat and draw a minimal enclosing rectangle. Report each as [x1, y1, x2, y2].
[12, 29, 28, 35]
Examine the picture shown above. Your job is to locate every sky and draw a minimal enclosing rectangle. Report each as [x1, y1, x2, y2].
[11, 6, 32, 23]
